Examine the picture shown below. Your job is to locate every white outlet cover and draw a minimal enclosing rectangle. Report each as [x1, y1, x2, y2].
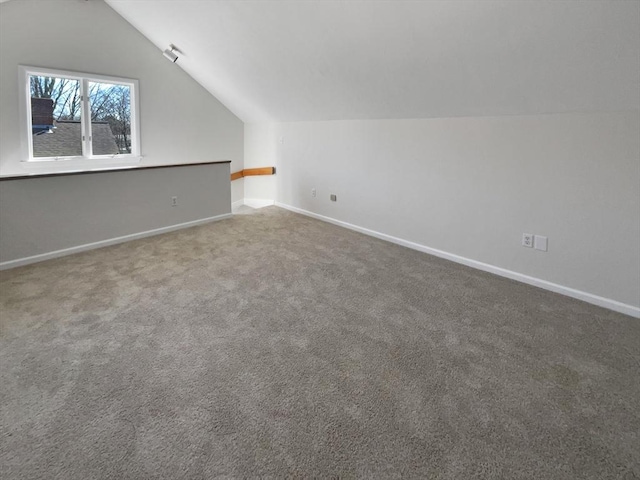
[522, 233, 533, 248]
[534, 235, 548, 251]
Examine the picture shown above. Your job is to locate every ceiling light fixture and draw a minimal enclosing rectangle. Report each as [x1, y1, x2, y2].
[163, 44, 179, 63]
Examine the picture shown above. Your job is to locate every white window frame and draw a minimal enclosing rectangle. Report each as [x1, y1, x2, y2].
[18, 66, 141, 171]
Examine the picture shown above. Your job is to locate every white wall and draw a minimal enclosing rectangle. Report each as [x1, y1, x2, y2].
[275, 112, 640, 313]
[243, 123, 278, 203]
[0, 0, 244, 203]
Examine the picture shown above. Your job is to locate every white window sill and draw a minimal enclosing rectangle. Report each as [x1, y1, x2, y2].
[20, 156, 142, 175]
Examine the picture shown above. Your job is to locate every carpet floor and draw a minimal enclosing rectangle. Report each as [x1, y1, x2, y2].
[1, 206, 638, 479]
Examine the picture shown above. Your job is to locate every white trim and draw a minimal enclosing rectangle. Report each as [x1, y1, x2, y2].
[244, 198, 275, 209]
[0, 213, 232, 271]
[18, 66, 31, 161]
[275, 202, 640, 318]
[19, 156, 141, 173]
[232, 199, 245, 209]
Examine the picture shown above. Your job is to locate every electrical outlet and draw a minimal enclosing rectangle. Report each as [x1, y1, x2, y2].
[522, 233, 533, 248]
[330, 194, 337, 202]
[171, 196, 178, 207]
[534, 235, 548, 252]
[311, 188, 316, 197]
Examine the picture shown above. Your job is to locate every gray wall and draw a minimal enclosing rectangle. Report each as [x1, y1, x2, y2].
[0, 0, 244, 203]
[0, 163, 231, 264]
[275, 112, 640, 311]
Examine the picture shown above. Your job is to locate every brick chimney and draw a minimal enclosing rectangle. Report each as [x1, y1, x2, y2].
[31, 97, 54, 127]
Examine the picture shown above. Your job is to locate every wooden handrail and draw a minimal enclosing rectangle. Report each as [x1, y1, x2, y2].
[230, 166, 276, 181]
[230, 171, 244, 181]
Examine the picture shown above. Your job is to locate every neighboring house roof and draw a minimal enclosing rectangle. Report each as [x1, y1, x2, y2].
[32, 121, 119, 157]
[91, 123, 120, 155]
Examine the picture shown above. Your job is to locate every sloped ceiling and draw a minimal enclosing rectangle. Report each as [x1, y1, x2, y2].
[105, 0, 639, 123]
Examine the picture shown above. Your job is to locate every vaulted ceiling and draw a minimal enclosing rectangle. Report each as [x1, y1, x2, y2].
[105, 0, 639, 123]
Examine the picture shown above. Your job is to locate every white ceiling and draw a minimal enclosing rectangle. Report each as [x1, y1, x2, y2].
[106, 0, 640, 123]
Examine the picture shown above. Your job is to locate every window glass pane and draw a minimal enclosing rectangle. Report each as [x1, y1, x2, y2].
[88, 82, 132, 155]
[30, 75, 82, 158]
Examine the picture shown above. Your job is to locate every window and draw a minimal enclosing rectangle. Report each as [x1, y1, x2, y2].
[19, 66, 140, 168]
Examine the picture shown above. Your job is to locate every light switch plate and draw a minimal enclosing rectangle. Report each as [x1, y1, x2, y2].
[534, 235, 548, 251]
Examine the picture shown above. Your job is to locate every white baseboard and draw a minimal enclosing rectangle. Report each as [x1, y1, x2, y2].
[275, 202, 640, 318]
[244, 198, 275, 209]
[0, 213, 232, 271]
[232, 199, 245, 210]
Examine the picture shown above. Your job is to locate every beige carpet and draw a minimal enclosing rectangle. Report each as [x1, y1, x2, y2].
[1, 206, 638, 479]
